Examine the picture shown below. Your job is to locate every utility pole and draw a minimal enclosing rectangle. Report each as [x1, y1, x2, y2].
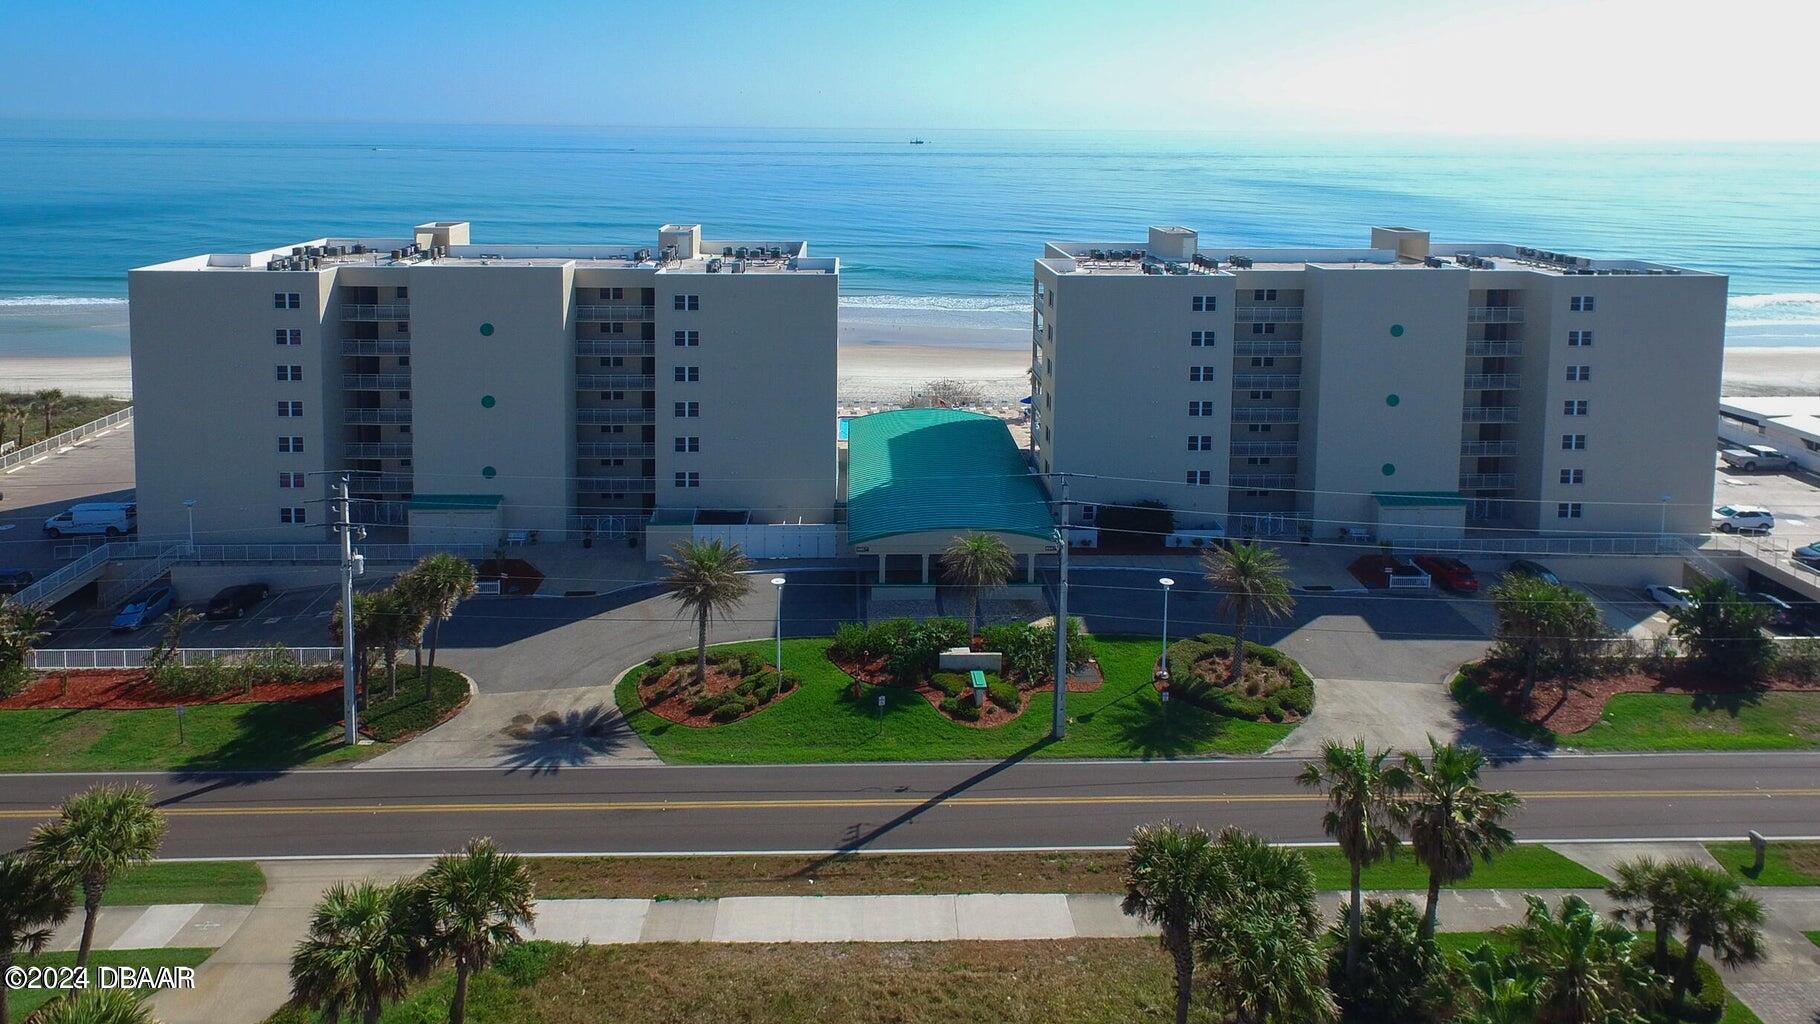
[1051, 474, 1070, 740]
[332, 477, 365, 746]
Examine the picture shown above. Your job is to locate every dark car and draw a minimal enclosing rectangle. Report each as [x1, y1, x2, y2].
[1749, 593, 1802, 634]
[205, 582, 271, 620]
[0, 568, 35, 594]
[1413, 555, 1479, 593]
[1507, 559, 1562, 586]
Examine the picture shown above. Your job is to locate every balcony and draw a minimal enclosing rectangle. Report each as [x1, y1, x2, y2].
[1232, 473, 1296, 489]
[1461, 473, 1517, 490]
[1233, 373, 1301, 390]
[577, 407, 656, 425]
[577, 339, 656, 357]
[1232, 407, 1300, 424]
[344, 373, 413, 390]
[1463, 405, 1520, 423]
[1460, 440, 1518, 457]
[1463, 373, 1521, 390]
[344, 407, 413, 424]
[351, 501, 408, 526]
[578, 442, 656, 459]
[577, 374, 656, 390]
[1467, 306, 1524, 324]
[1235, 306, 1304, 323]
[575, 474, 657, 493]
[1466, 339, 1524, 357]
[348, 473, 414, 493]
[1232, 339, 1301, 357]
[576, 304, 655, 321]
[344, 442, 413, 459]
[1230, 440, 1299, 457]
[342, 304, 411, 321]
[340, 338, 411, 356]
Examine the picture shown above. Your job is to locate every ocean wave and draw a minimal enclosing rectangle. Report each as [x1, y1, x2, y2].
[0, 295, 129, 308]
[841, 294, 1031, 315]
[1728, 292, 1820, 326]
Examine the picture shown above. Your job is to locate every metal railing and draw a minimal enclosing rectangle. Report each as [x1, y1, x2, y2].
[576, 339, 656, 356]
[1467, 306, 1525, 323]
[577, 374, 656, 390]
[1229, 440, 1300, 457]
[577, 407, 656, 425]
[1231, 406, 1300, 423]
[1466, 339, 1524, 356]
[568, 514, 635, 539]
[1460, 440, 1518, 457]
[1232, 340, 1302, 357]
[575, 304, 655, 321]
[344, 407, 413, 424]
[344, 442, 413, 459]
[174, 542, 484, 565]
[348, 474, 413, 493]
[1463, 405, 1520, 423]
[1460, 473, 1517, 490]
[7, 543, 127, 608]
[352, 501, 408, 526]
[343, 373, 413, 390]
[0, 408, 133, 473]
[30, 646, 341, 671]
[1232, 473, 1296, 488]
[1233, 373, 1302, 390]
[341, 304, 411, 321]
[1235, 306, 1304, 323]
[576, 475, 657, 493]
[1464, 373, 1521, 389]
[578, 442, 656, 459]
[340, 338, 411, 355]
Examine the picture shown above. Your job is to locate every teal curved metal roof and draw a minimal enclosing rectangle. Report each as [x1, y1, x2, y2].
[845, 409, 1058, 546]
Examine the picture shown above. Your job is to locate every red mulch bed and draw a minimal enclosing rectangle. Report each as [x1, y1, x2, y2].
[828, 653, 1097, 726]
[1471, 662, 1820, 734]
[1, 670, 342, 710]
[477, 558, 544, 596]
[1348, 555, 1397, 589]
[634, 664, 788, 728]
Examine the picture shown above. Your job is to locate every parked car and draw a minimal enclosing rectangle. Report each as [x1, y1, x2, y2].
[1794, 542, 1820, 570]
[1413, 555, 1479, 593]
[205, 582, 271, 620]
[0, 568, 35, 594]
[43, 501, 136, 539]
[1720, 445, 1795, 472]
[110, 585, 174, 632]
[1712, 505, 1775, 533]
[1646, 584, 1695, 612]
[1749, 592, 1802, 633]
[1507, 559, 1562, 586]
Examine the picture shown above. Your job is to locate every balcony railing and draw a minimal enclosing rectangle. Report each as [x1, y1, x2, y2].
[1233, 373, 1301, 390]
[1235, 306, 1304, 323]
[344, 442, 413, 459]
[341, 304, 411, 321]
[344, 407, 413, 424]
[575, 474, 657, 493]
[1463, 373, 1521, 390]
[348, 473, 413, 493]
[1467, 306, 1525, 324]
[1460, 440, 1518, 457]
[1463, 405, 1520, 423]
[1230, 440, 1300, 457]
[340, 338, 412, 356]
[351, 501, 408, 526]
[1232, 339, 1302, 357]
[577, 374, 656, 390]
[1231, 407, 1300, 424]
[578, 442, 656, 459]
[1232, 473, 1296, 488]
[577, 407, 656, 425]
[576, 339, 656, 356]
[343, 373, 412, 390]
[575, 304, 655, 321]
[1461, 473, 1517, 490]
[1466, 339, 1524, 357]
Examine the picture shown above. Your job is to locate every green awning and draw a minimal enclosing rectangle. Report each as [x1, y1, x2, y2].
[408, 493, 504, 511]
[845, 409, 1058, 546]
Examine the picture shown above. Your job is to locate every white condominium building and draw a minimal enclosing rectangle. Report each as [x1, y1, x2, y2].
[129, 222, 838, 546]
[1031, 226, 1726, 541]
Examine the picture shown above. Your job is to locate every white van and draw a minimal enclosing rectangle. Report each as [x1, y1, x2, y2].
[44, 502, 137, 538]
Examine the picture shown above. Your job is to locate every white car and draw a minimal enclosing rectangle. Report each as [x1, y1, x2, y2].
[1646, 585, 1695, 612]
[1712, 505, 1775, 534]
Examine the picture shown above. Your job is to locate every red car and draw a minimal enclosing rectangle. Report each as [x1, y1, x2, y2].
[1413, 555, 1479, 593]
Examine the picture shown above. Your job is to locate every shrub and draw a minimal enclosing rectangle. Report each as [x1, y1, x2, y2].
[830, 622, 871, 661]
[1779, 637, 1820, 681]
[647, 651, 676, 671]
[939, 695, 982, 722]
[710, 702, 745, 723]
[984, 617, 1092, 683]
[779, 672, 799, 693]
[985, 676, 1020, 711]
[494, 941, 567, 988]
[1326, 898, 1449, 1024]
[1162, 632, 1314, 722]
[737, 651, 765, 676]
[931, 672, 969, 698]
[0, 659, 30, 698]
[689, 693, 724, 716]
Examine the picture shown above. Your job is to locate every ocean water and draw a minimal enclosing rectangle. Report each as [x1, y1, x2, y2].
[2, 120, 1818, 346]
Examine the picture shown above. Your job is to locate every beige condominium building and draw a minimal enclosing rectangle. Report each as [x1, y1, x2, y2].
[129, 222, 838, 548]
[1031, 226, 1726, 542]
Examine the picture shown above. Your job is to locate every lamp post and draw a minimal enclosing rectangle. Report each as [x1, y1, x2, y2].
[182, 499, 196, 553]
[1659, 495, 1671, 540]
[771, 576, 787, 674]
[1158, 577, 1175, 680]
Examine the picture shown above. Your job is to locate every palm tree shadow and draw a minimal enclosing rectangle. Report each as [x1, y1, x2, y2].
[1098, 686, 1232, 759]
[495, 705, 641, 776]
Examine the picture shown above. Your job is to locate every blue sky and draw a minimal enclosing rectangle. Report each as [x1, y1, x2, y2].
[2, 0, 1812, 139]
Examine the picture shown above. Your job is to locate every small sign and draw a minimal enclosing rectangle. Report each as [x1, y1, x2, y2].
[876, 695, 887, 707]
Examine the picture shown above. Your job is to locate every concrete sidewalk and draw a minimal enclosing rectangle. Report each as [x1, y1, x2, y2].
[42, 903, 251, 953]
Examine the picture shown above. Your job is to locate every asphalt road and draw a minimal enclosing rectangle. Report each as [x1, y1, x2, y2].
[3, 753, 1815, 859]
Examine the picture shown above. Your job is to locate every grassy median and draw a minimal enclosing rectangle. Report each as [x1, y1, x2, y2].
[1451, 671, 1820, 751]
[1706, 840, 1820, 886]
[101, 860, 266, 905]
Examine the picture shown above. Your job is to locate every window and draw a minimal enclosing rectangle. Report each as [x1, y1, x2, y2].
[674, 436, 700, 453]
[1252, 289, 1278, 301]
[1246, 489, 1273, 498]
[1556, 502, 1584, 519]
[1250, 356, 1275, 367]
[1562, 433, 1587, 451]
[674, 471, 701, 488]
[672, 294, 700, 311]
[673, 330, 699, 347]
[397, 391, 410, 401]
[1570, 295, 1595, 312]
[1191, 330, 1216, 347]
[273, 292, 300, 309]
[1249, 390, 1274, 401]
[395, 286, 408, 300]
[274, 328, 301, 346]
[1246, 423, 1272, 433]
[1566, 364, 1591, 382]
[280, 506, 307, 524]
[1188, 434, 1214, 451]
[275, 364, 303, 382]
[1189, 366, 1217, 382]
[1192, 295, 1218, 312]
[277, 400, 303, 418]
[674, 366, 700, 382]
[1563, 400, 1589, 416]
[278, 471, 305, 489]
[674, 401, 700, 418]
[399, 356, 410, 366]
[1569, 329, 1594, 347]
[278, 435, 303, 453]
[1559, 469, 1585, 485]
[1080, 504, 1097, 522]
[1250, 322, 1277, 335]
[1189, 401, 1215, 417]
[1186, 470, 1213, 486]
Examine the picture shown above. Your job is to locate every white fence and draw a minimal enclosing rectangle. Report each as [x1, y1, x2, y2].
[29, 646, 340, 671]
[693, 523, 839, 559]
[54, 542, 487, 565]
[0, 407, 132, 473]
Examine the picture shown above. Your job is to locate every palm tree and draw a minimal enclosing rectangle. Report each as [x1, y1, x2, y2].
[941, 531, 1015, 634]
[1297, 739, 1408, 979]
[421, 838, 536, 1024]
[1121, 822, 1218, 1024]
[0, 853, 74, 1024]
[662, 539, 753, 684]
[1510, 894, 1659, 1024]
[402, 553, 477, 698]
[1201, 541, 1294, 686]
[1399, 738, 1521, 940]
[391, 571, 434, 675]
[1605, 856, 1684, 974]
[330, 592, 385, 707]
[0, 394, 27, 449]
[1, 603, 55, 681]
[1662, 865, 1764, 1004]
[28, 784, 167, 970]
[22, 989, 158, 1024]
[1457, 941, 1546, 1024]
[290, 880, 431, 1024]
[1196, 829, 1331, 1024]
[32, 389, 64, 438]
[368, 589, 416, 700]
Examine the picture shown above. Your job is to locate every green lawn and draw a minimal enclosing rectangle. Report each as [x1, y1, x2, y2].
[359, 666, 470, 742]
[8, 948, 211, 1019]
[1705, 841, 1820, 886]
[614, 636, 1296, 764]
[1302, 845, 1607, 890]
[0, 700, 382, 772]
[1451, 670, 1820, 752]
[1806, 931, 1820, 949]
[101, 861, 266, 906]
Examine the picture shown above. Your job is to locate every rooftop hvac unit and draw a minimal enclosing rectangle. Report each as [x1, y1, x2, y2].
[291, 246, 305, 256]
[730, 261, 745, 274]
[723, 246, 734, 257]
[390, 249, 403, 260]
[352, 243, 366, 255]
[706, 258, 722, 273]
[1090, 249, 1106, 260]
[1424, 256, 1445, 267]
[1228, 254, 1253, 268]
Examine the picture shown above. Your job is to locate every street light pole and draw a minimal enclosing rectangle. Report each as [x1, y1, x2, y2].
[1051, 474, 1070, 741]
[1158, 577, 1175, 677]
[182, 499, 196, 554]
[771, 576, 787, 673]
